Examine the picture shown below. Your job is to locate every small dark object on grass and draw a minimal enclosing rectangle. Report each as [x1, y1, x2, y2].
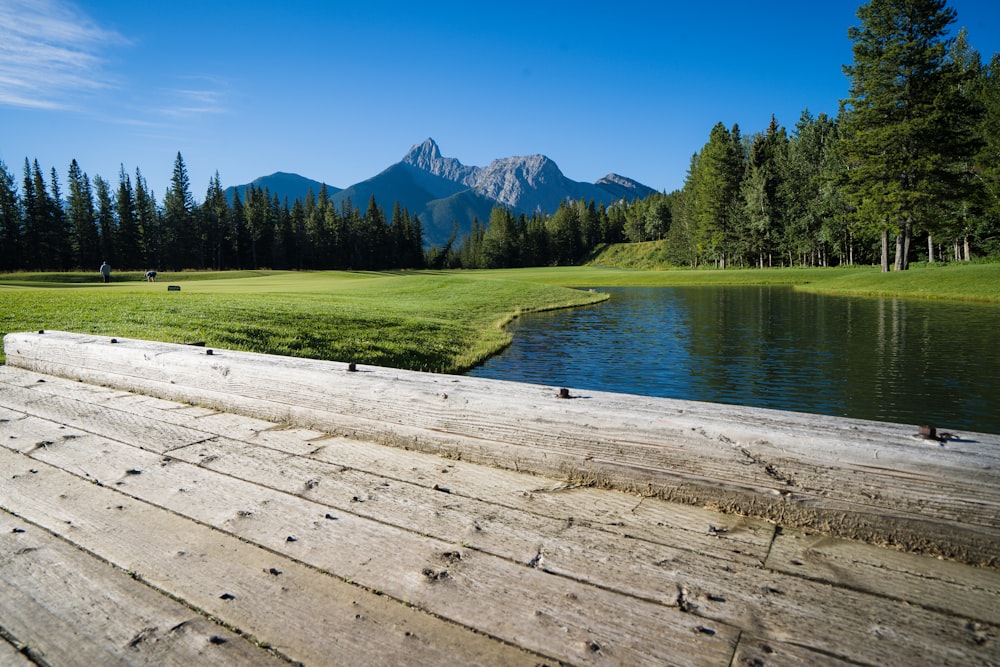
[557, 387, 571, 399]
[167, 285, 181, 291]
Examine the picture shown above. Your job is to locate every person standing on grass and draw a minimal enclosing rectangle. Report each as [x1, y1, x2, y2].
[100, 261, 111, 283]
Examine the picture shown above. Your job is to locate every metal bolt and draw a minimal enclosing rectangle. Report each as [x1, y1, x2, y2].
[206, 349, 214, 356]
[347, 362, 357, 372]
[110, 338, 118, 344]
[558, 387, 571, 399]
[37, 330, 45, 334]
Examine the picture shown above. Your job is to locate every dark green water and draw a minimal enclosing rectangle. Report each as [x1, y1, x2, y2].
[467, 286, 1000, 434]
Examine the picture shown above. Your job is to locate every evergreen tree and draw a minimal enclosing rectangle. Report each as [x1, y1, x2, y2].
[973, 52, 1000, 257]
[66, 159, 101, 269]
[0, 159, 21, 271]
[687, 123, 744, 267]
[92, 175, 117, 266]
[243, 184, 269, 269]
[21, 159, 40, 269]
[162, 152, 196, 269]
[840, 0, 981, 270]
[134, 168, 160, 269]
[740, 116, 787, 267]
[202, 172, 230, 270]
[116, 166, 142, 268]
[48, 167, 73, 269]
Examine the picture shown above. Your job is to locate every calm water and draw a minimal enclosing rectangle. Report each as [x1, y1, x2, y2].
[468, 286, 1000, 434]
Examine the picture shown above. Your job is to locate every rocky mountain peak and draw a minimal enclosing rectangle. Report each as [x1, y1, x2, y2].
[473, 154, 568, 211]
[402, 138, 479, 186]
[403, 138, 442, 166]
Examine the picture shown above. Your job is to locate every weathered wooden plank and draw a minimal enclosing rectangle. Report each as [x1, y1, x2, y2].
[0, 448, 552, 667]
[767, 528, 1000, 626]
[0, 365, 778, 557]
[0, 426, 740, 667]
[7, 416, 998, 667]
[170, 437, 773, 578]
[0, 379, 212, 454]
[6, 331, 999, 566]
[0, 511, 285, 667]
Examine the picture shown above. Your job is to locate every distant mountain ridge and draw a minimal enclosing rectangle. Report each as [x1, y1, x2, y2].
[224, 172, 341, 204]
[229, 139, 655, 247]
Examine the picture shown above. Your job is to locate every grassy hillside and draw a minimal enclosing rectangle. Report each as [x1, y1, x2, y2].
[0, 271, 605, 371]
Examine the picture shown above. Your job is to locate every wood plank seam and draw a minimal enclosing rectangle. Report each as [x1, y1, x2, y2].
[0, 622, 51, 667]
[0, 505, 294, 666]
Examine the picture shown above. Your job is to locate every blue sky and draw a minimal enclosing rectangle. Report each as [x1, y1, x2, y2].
[2, 1, 998, 201]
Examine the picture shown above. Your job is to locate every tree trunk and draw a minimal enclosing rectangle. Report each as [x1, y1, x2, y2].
[927, 234, 935, 263]
[893, 221, 911, 271]
[881, 228, 890, 272]
[964, 236, 971, 262]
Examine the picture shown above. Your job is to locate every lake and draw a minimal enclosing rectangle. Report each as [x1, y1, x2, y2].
[467, 286, 1000, 435]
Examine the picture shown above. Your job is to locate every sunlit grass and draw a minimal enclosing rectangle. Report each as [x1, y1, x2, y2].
[480, 263, 1000, 302]
[0, 271, 605, 371]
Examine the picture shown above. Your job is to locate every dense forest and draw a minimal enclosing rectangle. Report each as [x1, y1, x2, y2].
[1, 0, 997, 274]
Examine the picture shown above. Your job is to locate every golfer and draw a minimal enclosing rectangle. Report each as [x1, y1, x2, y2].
[99, 261, 111, 283]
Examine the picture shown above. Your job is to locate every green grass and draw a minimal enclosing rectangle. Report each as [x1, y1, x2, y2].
[0, 271, 606, 371]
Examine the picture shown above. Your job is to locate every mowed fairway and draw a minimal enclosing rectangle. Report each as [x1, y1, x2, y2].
[0, 271, 607, 372]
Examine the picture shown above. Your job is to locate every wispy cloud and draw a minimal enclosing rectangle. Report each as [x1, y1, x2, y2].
[0, 0, 126, 110]
[159, 77, 229, 117]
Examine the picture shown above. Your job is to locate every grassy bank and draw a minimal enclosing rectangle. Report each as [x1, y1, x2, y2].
[481, 262, 1000, 302]
[0, 271, 606, 371]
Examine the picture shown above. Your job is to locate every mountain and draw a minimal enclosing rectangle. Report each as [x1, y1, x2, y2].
[223, 172, 341, 204]
[227, 140, 655, 247]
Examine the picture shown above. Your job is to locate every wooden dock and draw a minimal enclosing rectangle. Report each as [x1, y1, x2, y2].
[1, 330, 998, 666]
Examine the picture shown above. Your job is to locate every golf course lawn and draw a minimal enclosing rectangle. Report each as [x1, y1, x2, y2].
[0, 270, 606, 372]
[1, 263, 996, 372]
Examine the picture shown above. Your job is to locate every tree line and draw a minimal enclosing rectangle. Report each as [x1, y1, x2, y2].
[2, 0, 996, 274]
[456, 0, 1000, 271]
[0, 152, 424, 273]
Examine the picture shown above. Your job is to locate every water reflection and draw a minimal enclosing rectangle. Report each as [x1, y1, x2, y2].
[467, 286, 1000, 434]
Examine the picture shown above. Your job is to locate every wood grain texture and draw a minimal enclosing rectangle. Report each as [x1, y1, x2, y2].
[6, 330, 999, 567]
[3, 332, 1000, 666]
[3, 367, 999, 666]
[0, 512, 285, 667]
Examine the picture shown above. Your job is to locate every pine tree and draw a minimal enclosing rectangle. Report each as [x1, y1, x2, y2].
[0, 159, 21, 271]
[67, 159, 101, 269]
[973, 53, 1000, 257]
[134, 168, 159, 269]
[202, 172, 230, 270]
[840, 0, 981, 270]
[687, 123, 744, 267]
[162, 152, 196, 269]
[116, 166, 142, 268]
[48, 167, 73, 270]
[92, 175, 116, 266]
